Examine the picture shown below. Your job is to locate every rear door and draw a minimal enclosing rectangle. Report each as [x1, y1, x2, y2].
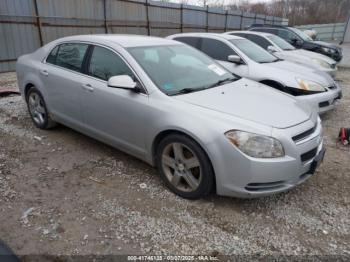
[199, 38, 249, 77]
[43, 42, 89, 127]
[245, 35, 271, 51]
[171, 37, 201, 49]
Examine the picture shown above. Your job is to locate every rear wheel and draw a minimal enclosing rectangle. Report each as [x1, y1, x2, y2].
[156, 134, 214, 199]
[26, 87, 56, 129]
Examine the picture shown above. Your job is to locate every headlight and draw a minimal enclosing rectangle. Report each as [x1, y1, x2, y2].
[322, 47, 335, 54]
[311, 58, 331, 69]
[225, 130, 285, 158]
[321, 47, 331, 53]
[296, 78, 326, 92]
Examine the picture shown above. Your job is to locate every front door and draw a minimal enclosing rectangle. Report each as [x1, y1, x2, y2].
[80, 45, 149, 157]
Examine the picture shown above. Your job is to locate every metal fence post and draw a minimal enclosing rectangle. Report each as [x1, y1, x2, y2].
[103, 0, 108, 33]
[206, 5, 209, 32]
[33, 0, 43, 46]
[146, 0, 151, 35]
[332, 24, 336, 40]
[239, 11, 243, 29]
[180, 4, 183, 33]
[224, 10, 228, 32]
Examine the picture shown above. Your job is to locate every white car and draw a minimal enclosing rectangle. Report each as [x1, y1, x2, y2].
[167, 33, 342, 114]
[225, 31, 337, 77]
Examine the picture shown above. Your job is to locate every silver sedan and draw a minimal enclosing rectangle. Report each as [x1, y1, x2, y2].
[224, 31, 338, 77]
[167, 33, 342, 114]
[16, 35, 324, 199]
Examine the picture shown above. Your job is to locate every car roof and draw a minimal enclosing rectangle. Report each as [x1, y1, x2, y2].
[169, 32, 244, 41]
[50, 34, 181, 48]
[225, 30, 274, 38]
[250, 23, 289, 29]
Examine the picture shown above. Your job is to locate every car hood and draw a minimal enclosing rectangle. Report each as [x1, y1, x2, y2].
[288, 49, 336, 65]
[312, 40, 340, 49]
[174, 78, 311, 129]
[264, 60, 334, 86]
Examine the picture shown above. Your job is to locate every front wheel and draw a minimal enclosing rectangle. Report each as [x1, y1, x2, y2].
[156, 134, 214, 199]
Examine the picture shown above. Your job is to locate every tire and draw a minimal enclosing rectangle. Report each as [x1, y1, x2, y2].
[26, 87, 57, 129]
[156, 133, 214, 199]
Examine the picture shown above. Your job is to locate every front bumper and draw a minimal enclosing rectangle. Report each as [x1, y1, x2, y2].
[322, 67, 337, 78]
[295, 85, 342, 114]
[320, 50, 342, 62]
[208, 117, 324, 198]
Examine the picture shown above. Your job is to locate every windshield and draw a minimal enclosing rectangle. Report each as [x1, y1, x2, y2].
[128, 45, 237, 95]
[230, 39, 278, 63]
[267, 35, 295, 50]
[289, 27, 313, 41]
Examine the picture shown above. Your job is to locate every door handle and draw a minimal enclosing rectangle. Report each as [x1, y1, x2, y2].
[81, 83, 94, 92]
[40, 70, 49, 76]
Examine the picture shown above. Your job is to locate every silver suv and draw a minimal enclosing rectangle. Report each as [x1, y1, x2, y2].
[167, 33, 342, 114]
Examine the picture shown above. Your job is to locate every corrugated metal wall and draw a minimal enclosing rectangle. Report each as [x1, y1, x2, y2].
[0, 0, 287, 72]
[344, 16, 350, 43]
[296, 23, 346, 42]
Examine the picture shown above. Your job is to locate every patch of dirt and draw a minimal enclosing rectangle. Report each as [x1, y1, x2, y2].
[0, 70, 349, 258]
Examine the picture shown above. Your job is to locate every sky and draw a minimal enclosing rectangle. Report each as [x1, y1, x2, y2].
[166, 0, 272, 6]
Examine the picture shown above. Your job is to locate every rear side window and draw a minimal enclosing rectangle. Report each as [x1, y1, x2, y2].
[173, 37, 200, 49]
[200, 38, 236, 61]
[246, 35, 271, 50]
[230, 33, 248, 38]
[88, 46, 133, 81]
[277, 29, 298, 42]
[251, 28, 278, 35]
[46, 46, 59, 64]
[55, 43, 89, 72]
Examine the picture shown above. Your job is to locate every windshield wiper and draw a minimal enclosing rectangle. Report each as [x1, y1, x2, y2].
[205, 77, 237, 89]
[170, 77, 237, 96]
[260, 58, 282, 64]
[170, 87, 207, 96]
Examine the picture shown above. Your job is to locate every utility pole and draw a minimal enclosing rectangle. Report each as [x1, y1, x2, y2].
[283, 0, 289, 19]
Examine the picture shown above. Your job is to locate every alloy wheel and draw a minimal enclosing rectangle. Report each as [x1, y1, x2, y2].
[28, 92, 46, 125]
[161, 142, 202, 192]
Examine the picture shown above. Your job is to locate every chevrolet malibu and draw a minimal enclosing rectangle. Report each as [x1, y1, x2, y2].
[167, 33, 342, 113]
[16, 35, 325, 199]
[224, 31, 337, 78]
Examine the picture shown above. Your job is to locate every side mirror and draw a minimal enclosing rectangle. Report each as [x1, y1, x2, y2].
[107, 75, 137, 90]
[291, 38, 303, 47]
[227, 55, 242, 64]
[267, 45, 278, 53]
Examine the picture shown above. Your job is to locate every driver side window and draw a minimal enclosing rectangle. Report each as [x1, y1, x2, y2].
[88, 46, 134, 81]
[277, 29, 298, 42]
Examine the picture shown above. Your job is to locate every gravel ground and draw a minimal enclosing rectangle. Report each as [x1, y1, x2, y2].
[0, 70, 349, 260]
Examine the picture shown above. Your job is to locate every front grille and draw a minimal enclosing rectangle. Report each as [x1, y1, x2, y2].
[319, 101, 330, 108]
[292, 124, 317, 142]
[301, 147, 317, 162]
[245, 181, 285, 192]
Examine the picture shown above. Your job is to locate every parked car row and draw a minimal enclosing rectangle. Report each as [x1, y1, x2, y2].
[167, 32, 342, 114]
[248, 24, 343, 62]
[16, 25, 342, 199]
